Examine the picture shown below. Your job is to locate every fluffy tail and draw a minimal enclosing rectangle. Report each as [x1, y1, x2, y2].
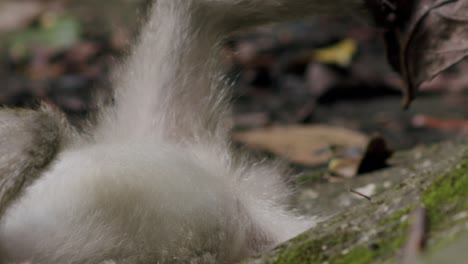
[95, 0, 362, 143]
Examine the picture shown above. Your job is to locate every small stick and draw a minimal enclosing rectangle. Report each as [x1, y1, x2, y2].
[402, 206, 428, 263]
[350, 188, 372, 201]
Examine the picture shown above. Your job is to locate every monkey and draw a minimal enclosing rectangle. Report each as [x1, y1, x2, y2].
[0, 106, 69, 219]
[0, 1, 363, 263]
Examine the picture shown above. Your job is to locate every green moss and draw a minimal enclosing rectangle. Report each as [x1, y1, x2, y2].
[252, 150, 468, 264]
[330, 247, 374, 264]
[423, 158, 468, 225]
[422, 157, 468, 250]
[269, 156, 468, 264]
[296, 170, 326, 186]
[272, 207, 412, 264]
[352, 209, 411, 263]
[273, 229, 366, 264]
[378, 207, 412, 227]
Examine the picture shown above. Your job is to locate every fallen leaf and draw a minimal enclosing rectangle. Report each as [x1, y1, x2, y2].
[233, 125, 368, 165]
[412, 114, 468, 131]
[357, 134, 393, 174]
[328, 134, 392, 178]
[365, 0, 468, 107]
[401, 0, 468, 107]
[313, 38, 358, 67]
[328, 158, 361, 178]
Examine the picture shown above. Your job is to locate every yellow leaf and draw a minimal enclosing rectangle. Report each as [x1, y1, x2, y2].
[314, 38, 357, 67]
[328, 158, 361, 178]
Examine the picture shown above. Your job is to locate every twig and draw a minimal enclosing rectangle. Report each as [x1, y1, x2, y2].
[402, 206, 428, 263]
[350, 188, 372, 201]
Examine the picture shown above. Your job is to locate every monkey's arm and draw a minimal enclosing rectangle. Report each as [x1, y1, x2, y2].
[0, 107, 66, 218]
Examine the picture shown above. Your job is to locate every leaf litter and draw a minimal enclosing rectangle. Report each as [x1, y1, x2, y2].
[366, 0, 468, 107]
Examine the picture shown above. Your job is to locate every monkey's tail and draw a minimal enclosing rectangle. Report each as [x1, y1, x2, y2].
[94, 0, 362, 144]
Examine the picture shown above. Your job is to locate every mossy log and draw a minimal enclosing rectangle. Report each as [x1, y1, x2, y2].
[244, 142, 468, 264]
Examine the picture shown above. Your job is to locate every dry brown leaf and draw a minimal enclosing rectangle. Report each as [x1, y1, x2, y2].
[401, 0, 468, 107]
[366, 0, 468, 107]
[328, 134, 392, 178]
[357, 134, 393, 174]
[232, 125, 368, 165]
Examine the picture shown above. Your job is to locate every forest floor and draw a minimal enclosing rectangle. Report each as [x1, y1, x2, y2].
[0, 0, 467, 263]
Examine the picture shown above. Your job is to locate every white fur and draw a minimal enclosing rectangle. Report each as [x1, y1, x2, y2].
[0, 0, 361, 263]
